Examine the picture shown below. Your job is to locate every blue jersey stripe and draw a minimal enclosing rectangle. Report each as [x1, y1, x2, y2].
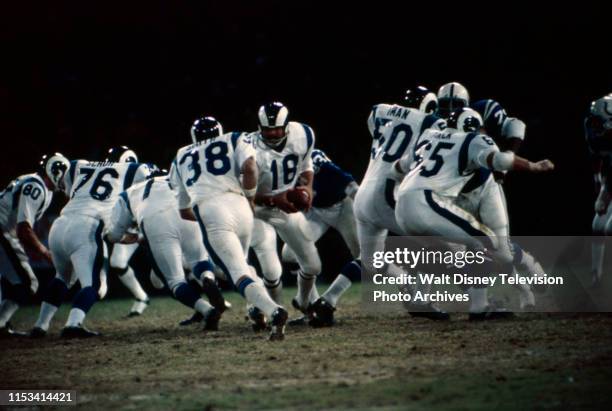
[123, 163, 139, 190]
[230, 132, 241, 150]
[458, 133, 478, 175]
[302, 124, 314, 160]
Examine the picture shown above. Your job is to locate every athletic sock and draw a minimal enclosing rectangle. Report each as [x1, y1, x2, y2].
[264, 277, 283, 304]
[322, 275, 350, 307]
[35, 302, 59, 331]
[468, 287, 488, 313]
[65, 308, 86, 327]
[243, 282, 280, 319]
[173, 282, 201, 309]
[0, 299, 19, 327]
[194, 298, 214, 317]
[296, 270, 316, 309]
[118, 267, 148, 301]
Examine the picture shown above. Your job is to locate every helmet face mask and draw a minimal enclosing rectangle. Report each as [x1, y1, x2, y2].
[259, 126, 287, 148]
[437, 82, 470, 119]
[191, 116, 223, 143]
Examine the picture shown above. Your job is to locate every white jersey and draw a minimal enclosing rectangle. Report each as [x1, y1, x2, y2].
[107, 177, 176, 241]
[398, 129, 499, 198]
[363, 104, 445, 186]
[171, 132, 255, 208]
[0, 173, 53, 233]
[253, 121, 315, 196]
[61, 160, 150, 224]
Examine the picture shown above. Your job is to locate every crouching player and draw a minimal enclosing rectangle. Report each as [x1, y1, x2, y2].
[0, 153, 69, 336]
[105, 170, 226, 329]
[172, 116, 288, 340]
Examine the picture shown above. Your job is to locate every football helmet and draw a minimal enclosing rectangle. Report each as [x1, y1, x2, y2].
[590, 95, 612, 130]
[437, 82, 470, 118]
[191, 116, 223, 143]
[257, 102, 289, 148]
[403, 86, 438, 114]
[106, 146, 138, 163]
[38, 153, 69, 191]
[446, 107, 483, 132]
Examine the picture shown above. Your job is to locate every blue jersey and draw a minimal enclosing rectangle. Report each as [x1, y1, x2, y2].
[311, 149, 355, 208]
[471, 99, 507, 141]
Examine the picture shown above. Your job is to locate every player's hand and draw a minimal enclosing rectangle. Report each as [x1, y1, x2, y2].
[272, 191, 299, 213]
[529, 159, 554, 173]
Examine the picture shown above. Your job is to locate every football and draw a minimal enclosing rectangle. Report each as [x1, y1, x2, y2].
[287, 187, 310, 210]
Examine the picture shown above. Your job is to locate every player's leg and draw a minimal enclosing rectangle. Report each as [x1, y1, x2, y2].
[179, 219, 226, 314]
[60, 218, 107, 338]
[195, 197, 287, 339]
[250, 219, 283, 304]
[274, 212, 322, 313]
[0, 231, 38, 336]
[142, 218, 219, 330]
[110, 242, 149, 317]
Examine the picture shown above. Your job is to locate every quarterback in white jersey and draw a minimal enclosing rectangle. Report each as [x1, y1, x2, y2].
[31, 158, 151, 338]
[171, 116, 288, 340]
[394, 108, 554, 315]
[0, 153, 69, 336]
[356, 87, 444, 275]
[249, 102, 320, 316]
[106, 173, 225, 330]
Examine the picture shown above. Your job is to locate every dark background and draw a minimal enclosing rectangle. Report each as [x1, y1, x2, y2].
[1, 2, 610, 287]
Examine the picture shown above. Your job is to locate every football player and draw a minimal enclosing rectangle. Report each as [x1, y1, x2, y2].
[30, 155, 151, 338]
[393, 108, 554, 318]
[249, 102, 321, 320]
[171, 116, 288, 340]
[357, 86, 448, 319]
[586, 94, 612, 286]
[105, 146, 150, 317]
[105, 170, 225, 330]
[281, 149, 360, 326]
[0, 153, 69, 336]
[436, 82, 470, 119]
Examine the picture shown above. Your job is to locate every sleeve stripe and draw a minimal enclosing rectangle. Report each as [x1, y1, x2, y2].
[123, 163, 139, 190]
[302, 124, 314, 160]
[458, 133, 478, 175]
[231, 132, 241, 150]
[68, 160, 77, 185]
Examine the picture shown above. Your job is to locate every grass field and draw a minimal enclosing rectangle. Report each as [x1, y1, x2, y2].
[1, 285, 612, 410]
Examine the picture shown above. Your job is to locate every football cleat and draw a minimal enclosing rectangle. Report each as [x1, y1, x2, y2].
[203, 308, 222, 331]
[127, 298, 150, 317]
[0, 323, 28, 338]
[60, 325, 101, 338]
[309, 297, 336, 327]
[179, 312, 204, 326]
[29, 327, 48, 339]
[269, 307, 289, 341]
[247, 306, 268, 332]
[201, 277, 227, 313]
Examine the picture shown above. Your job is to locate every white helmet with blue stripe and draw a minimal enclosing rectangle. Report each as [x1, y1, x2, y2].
[446, 107, 483, 132]
[437, 82, 470, 118]
[38, 152, 70, 191]
[257, 102, 290, 147]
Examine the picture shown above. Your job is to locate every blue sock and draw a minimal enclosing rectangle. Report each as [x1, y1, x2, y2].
[341, 259, 361, 282]
[72, 286, 99, 313]
[173, 283, 200, 308]
[43, 278, 69, 307]
[192, 260, 214, 281]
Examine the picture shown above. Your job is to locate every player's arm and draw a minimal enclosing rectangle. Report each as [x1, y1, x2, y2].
[241, 156, 258, 210]
[15, 184, 52, 263]
[482, 151, 554, 173]
[105, 194, 138, 244]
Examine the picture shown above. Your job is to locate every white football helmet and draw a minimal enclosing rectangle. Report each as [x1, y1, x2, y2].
[106, 146, 138, 163]
[257, 102, 290, 147]
[39, 152, 70, 191]
[437, 82, 470, 118]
